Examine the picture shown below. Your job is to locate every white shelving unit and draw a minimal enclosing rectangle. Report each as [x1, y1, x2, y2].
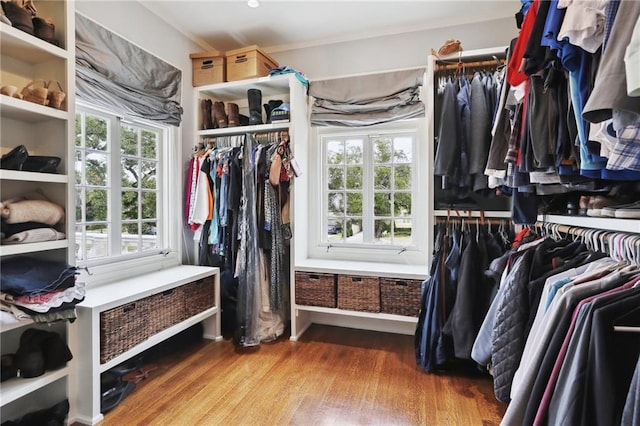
[75, 265, 221, 425]
[0, 0, 75, 422]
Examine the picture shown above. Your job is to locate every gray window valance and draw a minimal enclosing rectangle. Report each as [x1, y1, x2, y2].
[75, 13, 183, 126]
[309, 68, 426, 127]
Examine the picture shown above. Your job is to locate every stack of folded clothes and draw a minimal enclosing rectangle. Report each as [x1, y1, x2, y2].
[0, 257, 84, 323]
[0, 190, 66, 245]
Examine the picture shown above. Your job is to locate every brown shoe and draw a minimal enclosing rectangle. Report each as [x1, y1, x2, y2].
[227, 103, 240, 127]
[201, 99, 213, 130]
[578, 195, 590, 215]
[586, 195, 617, 217]
[212, 101, 228, 128]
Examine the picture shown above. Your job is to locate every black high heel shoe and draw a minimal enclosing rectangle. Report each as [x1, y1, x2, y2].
[0, 145, 29, 170]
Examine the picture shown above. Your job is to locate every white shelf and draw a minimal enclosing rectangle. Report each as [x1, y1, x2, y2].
[295, 259, 428, 280]
[538, 214, 640, 234]
[0, 366, 69, 406]
[0, 318, 34, 333]
[294, 304, 418, 323]
[0, 22, 67, 63]
[197, 121, 290, 137]
[0, 170, 68, 183]
[196, 74, 293, 100]
[98, 306, 219, 373]
[0, 95, 69, 122]
[0, 240, 70, 257]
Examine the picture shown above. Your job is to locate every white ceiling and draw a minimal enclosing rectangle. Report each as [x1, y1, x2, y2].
[140, 0, 517, 53]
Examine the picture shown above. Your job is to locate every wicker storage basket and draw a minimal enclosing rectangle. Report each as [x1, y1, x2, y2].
[380, 278, 423, 317]
[146, 288, 187, 336]
[100, 300, 150, 364]
[295, 272, 336, 308]
[337, 274, 380, 312]
[182, 276, 216, 317]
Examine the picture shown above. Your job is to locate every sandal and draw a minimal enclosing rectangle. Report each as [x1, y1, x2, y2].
[21, 79, 48, 106]
[47, 80, 66, 110]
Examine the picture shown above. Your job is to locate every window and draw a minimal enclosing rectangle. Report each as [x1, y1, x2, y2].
[75, 104, 174, 268]
[308, 121, 428, 265]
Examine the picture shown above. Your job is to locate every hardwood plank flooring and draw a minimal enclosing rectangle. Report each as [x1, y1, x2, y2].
[96, 325, 506, 426]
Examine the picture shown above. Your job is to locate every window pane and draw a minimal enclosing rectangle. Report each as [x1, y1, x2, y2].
[122, 191, 138, 220]
[75, 189, 84, 221]
[141, 130, 158, 159]
[328, 167, 344, 190]
[346, 218, 362, 240]
[374, 192, 391, 216]
[374, 166, 391, 189]
[86, 189, 108, 221]
[327, 140, 343, 165]
[345, 139, 363, 164]
[394, 192, 412, 215]
[75, 114, 82, 147]
[86, 223, 108, 259]
[327, 218, 343, 241]
[85, 116, 108, 151]
[86, 153, 108, 186]
[141, 160, 157, 189]
[327, 192, 344, 215]
[122, 223, 140, 254]
[121, 125, 138, 156]
[346, 166, 362, 189]
[394, 165, 411, 190]
[374, 139, 392, 163]
[142, 191, 157, 219]
[142, 222, 158, 250]
[75, 151, 83, 185]
[394, 137, 413, 163]
[121, 158, 139, 188]
[346, 193, 362, 215]
[394, 219, 412, 245]
[374, 219, 392, 243]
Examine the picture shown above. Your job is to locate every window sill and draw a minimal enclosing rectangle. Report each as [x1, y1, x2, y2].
[294, 258, 428, 280]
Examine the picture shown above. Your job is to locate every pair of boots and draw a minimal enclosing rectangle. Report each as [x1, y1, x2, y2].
[248, 88, 285, 125]
[1, 329, 73, 381]
[201, 99, 242, 129]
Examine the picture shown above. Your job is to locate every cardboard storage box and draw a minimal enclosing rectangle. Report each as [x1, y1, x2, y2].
[225, 45, 278, 81]
[190, 50, 226, 86]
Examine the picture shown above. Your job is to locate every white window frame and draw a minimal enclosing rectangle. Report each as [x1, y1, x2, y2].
[75, 102, 181, 285]
[306, 119, 429, 266]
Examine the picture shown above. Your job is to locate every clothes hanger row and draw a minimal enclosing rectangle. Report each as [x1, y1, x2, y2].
[535, 221, 640, 266]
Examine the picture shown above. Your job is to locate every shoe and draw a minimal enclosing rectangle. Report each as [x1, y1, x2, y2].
[22, 156, 61, 173]
[1, 354, 18, 382]
[212, 101, 228, 128]
[609, 200, 640, 219]
[41, 331, 72, 371]
[14, 329, 46, 378]
[270, 102, 290, 122]
[0, 145, 29, 170]
[227, 103, 240, 127]
[247, 89, 263, 125]
[201, 99, 213, 130]
[263, 99, 283, 124]
[101, 381, 136, 414]
[578, 195, 590, 216]
[13, 399, 69, 426]
[1, 1, 34, 35]
[586, 195, 617, 217]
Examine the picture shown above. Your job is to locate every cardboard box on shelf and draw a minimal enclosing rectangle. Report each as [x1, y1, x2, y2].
[225, 45, 278, 81]
[190, 50, 226, 86]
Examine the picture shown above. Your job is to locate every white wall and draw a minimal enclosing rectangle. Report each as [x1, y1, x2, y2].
[269, 17, 518, 80]
[75, 0, 203, 264]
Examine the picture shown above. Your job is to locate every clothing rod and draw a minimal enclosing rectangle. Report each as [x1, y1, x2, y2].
[613, 326, 640, 333]
[435, 217, 511, 226]
[435, 59, 505, 71]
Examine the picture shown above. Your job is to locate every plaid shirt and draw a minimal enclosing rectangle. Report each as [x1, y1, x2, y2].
[607, 122, 640, 171]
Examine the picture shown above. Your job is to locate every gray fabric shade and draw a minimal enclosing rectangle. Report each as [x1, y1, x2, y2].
[309, 68, 426, 127]
[75, 14, 183, 126]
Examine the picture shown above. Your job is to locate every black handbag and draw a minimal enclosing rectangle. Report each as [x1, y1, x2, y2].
[0, 145, 29, 170]
[22, 155, 61, 173]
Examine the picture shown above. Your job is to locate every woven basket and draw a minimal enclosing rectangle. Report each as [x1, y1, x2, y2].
[337, 275, 380, 312]
[146, 288, 187, 336]
[182, 277, 216, 317]
[47, 80, 65, 109]
[21, 79, 48, 106]
[100, 300, 150, 364]
[295, 272, 336, 308]
[380, 278, 423, 317]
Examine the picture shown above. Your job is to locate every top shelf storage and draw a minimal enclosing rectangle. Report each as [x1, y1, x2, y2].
[196, 74, 294, 101]
[0, 22, 67, 63]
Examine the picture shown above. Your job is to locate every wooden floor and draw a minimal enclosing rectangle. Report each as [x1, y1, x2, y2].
[97, 325, 506, 426]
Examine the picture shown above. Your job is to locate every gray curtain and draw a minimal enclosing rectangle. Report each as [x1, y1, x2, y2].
[75, 14, 183, 126]
[309, 68, 426, 127]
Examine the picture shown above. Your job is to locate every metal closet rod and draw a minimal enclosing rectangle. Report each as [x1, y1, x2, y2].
[435, 58, 505, 71]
